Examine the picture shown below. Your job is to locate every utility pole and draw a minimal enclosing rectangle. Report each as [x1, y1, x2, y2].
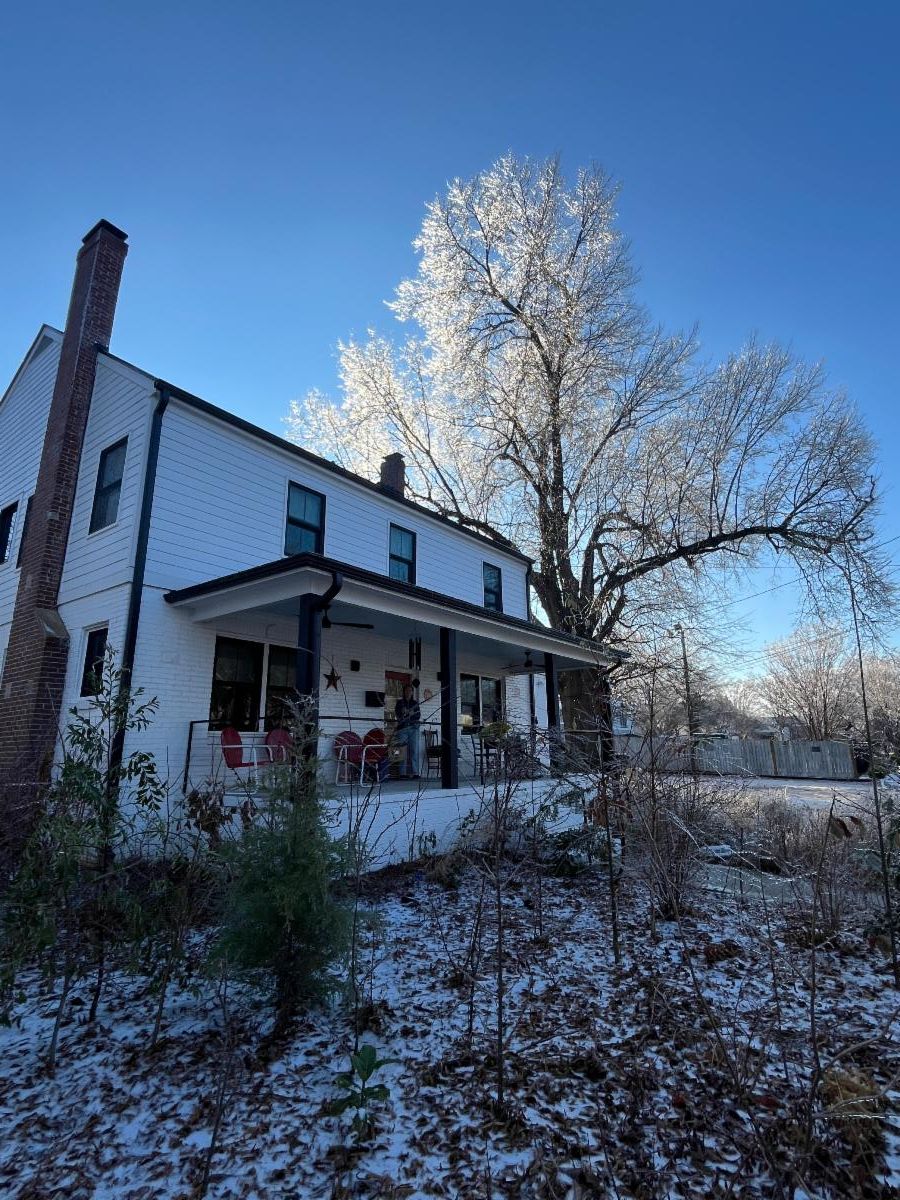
[671, 624, 698, 780]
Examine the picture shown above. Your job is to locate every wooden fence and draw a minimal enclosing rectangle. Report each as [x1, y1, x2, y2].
[615, 734, 857, 781]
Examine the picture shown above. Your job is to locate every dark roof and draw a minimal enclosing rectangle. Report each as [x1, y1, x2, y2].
[96, 347, 531, 565]
[164, 550, 620, 661]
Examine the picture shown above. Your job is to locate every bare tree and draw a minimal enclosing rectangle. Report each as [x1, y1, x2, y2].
[288, 154, 882, 728]
[757, 626, 856, 740]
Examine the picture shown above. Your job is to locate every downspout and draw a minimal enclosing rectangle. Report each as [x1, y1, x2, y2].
[318, 571, 344, 613]
[109, 385, 170, 777]
[297, 570, 343, 760]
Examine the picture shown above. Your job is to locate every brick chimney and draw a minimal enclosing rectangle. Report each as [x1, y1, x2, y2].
[0, 220, 128, 802]
[380, 452, 406, 497]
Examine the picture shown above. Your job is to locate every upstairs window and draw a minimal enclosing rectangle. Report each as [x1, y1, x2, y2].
[89, 438, 128, 533]
[16, 496, 33, 568]
[80, 626, 109, 697]
[389, 524, 416, 584]
[483, 563, 503, 611]
[0, 502, 17, 564]
[285, 483, 325, 555]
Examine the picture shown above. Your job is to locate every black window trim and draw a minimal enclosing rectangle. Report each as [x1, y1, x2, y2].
[80, 625, 109, 698]
[389, 522, 416, 585]
[89, 436, 128, 535]
[483, 562, 503, 612]
[0, 500, 18, 566]
[284, 480, 326, 556]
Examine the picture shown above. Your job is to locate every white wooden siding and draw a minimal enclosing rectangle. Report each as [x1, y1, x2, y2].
[58, 357, 155, 604]
[0, 331, 62, 629]
[144, 401, 529, 616]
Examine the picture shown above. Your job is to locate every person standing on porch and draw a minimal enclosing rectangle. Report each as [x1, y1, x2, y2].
[394, 684, 421, 778]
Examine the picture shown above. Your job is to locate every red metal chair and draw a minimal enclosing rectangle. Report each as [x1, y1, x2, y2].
[220, 726, 260, 785]
[264, 727, 293, 764]
[333, 730, 364, 782]
[361, 727, 389, 780]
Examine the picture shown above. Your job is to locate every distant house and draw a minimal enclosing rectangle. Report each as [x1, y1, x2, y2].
[0, 222, 614, 822]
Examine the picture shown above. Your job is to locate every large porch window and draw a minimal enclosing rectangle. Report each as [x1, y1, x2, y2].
[209, 636, 264, 730]
[460, 673, 502, 728]
[264, 644, 297, 729]
[209, 636, 299, 731]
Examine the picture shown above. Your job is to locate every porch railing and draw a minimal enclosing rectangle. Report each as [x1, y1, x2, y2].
[180, 712, 573, 795]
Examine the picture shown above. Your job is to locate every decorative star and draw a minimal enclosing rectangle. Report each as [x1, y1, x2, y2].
[323, 667, 342, 691]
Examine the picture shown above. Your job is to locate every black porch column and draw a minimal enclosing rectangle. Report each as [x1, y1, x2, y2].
[296, 593, 324, 756]
[544, 653, 561, 771]
[439, 627, 459, 789]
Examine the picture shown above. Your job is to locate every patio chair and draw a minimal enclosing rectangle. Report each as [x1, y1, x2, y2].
[361, 728, 389, 781]
[264, 727, 293, 764]
[333, 730, 364, 783]
[423, 728, 442, 779]
[220, 726, 261, 786]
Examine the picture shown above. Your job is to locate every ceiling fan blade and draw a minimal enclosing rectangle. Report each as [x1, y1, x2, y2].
[331, 621, 375, 629]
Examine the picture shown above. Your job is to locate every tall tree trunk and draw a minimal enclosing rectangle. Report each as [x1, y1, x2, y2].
[558, 667, 609, 768]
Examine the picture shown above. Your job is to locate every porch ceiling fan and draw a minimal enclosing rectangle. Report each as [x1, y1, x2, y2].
[322, 609, 374, 630]
[500, 649, 540, 672]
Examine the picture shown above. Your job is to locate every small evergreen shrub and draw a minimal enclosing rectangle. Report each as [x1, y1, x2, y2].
[213, 725, 350, 1028]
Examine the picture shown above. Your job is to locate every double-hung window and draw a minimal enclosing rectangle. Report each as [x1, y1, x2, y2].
[483, 563, 503, 611]
[208, 636, 265, 730]
[389, 524, 416, 584]
[0, 502, 17, 564]
[285, 483, 325, 555]
[89, 438, 128, 533]
[80, 627, 109, 697]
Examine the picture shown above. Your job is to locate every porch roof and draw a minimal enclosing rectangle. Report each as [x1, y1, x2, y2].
[163, 552, 620, 671]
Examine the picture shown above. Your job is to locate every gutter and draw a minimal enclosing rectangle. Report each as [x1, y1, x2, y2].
[109, 385, 170, 775]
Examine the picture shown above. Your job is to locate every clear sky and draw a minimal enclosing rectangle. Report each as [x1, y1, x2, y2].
[1, 0, 897, 671]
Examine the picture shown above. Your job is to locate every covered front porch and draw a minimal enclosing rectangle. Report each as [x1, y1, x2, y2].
[164, 553, 614, 797]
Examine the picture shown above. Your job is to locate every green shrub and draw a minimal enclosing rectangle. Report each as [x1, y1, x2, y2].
[214, 740, 350, 1028]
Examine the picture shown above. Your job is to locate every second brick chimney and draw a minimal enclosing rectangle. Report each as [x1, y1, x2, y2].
[0, 220, 128, 800]
[379, 452, 406, 497]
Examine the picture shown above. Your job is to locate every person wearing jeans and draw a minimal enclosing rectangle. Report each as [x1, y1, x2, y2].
[393, 684, 421, 778]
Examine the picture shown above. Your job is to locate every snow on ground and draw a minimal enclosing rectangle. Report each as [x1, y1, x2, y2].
[2, 864, 899, 1199]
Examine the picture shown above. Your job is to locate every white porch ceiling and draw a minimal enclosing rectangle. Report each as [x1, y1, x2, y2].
[166, 563, 611, 673]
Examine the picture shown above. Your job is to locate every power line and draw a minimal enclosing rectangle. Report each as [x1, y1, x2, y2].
[686, 532, 900, 618]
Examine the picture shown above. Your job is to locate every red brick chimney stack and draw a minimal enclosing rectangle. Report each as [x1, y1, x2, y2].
[0, 220, 128, 797]
[380, 452, 406, 497]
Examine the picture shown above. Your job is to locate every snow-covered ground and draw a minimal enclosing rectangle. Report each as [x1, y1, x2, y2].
[2, 864, 898, 1199]
[736, 775, 882, 813]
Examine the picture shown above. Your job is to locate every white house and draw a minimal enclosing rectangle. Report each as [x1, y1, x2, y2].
[0, 222, 615, 848]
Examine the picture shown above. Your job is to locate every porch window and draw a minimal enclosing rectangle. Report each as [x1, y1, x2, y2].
[285, 483, 325, 555]
[16, 496, 33, 568]
[89, 437, 128, 533]
[0, 502, 17, 564]
[483, 563, 503, 611]
[265, 644, 297, 729]
[80, 626, 108, 697]
[209, 636, 264, 730]
[389, 524, 416, 584]
[460, 673, 502, 727]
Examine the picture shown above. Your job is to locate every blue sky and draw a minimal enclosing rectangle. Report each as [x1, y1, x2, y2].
[1, 0, 897, 670]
